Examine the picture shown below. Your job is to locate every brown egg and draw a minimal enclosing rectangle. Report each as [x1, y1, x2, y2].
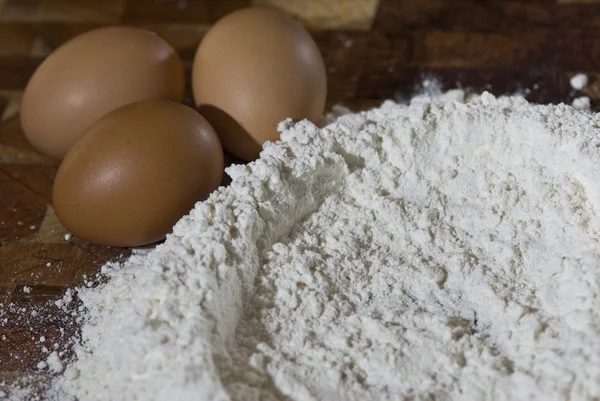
[53, 100, 223, 247]
[192, 7, 327, 161]
[21, 26, 185, 159]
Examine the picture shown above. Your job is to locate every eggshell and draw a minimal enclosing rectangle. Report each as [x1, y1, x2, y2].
[192, 7, 327, 161]
[53, 100, 223, 247]
[21, 26, 185, 159]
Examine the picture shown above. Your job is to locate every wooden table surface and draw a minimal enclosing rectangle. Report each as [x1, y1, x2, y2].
[2, 0, 600, 392]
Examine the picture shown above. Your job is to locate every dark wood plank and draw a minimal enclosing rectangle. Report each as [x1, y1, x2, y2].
[0, 93, 8, 120]
[0, 297, 77, 374]
[0, 55, 43, 90]
[2, 0, 125, 23]
[373, 0, 600, 34]
[0, 166, 53, 243]
[121, 0, 250, 24]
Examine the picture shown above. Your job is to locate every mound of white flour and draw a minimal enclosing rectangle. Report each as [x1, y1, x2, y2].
[52, 91, 600, 400]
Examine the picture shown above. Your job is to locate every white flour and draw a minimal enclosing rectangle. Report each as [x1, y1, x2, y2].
[42, 91, 600, 400]
[570, 73, 589, 90]
[572, 96, 591, 111]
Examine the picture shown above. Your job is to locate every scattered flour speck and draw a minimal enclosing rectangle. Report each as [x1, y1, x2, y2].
[572, 96, 591, 111]
[570, 73, 589, 90]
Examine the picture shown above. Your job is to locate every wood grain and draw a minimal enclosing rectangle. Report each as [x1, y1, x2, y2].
[1, 0, 126, 23]
[1, 0, 600, 392]
[254, 0, 380, 29]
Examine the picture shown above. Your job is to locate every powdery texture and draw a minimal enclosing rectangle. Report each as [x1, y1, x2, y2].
[572, 96, 591, 111]
[53, 92, 600, 400]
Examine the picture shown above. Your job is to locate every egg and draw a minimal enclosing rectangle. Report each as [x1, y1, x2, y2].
[21, 26, 185, 159]
[192, 7, 327, 161]
[53, 100, 223, 247]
